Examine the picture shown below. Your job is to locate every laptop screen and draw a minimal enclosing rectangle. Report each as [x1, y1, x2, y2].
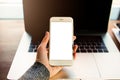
[23, 0, 112, 41]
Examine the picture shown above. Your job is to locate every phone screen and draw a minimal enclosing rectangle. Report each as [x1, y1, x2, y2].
[50, 21, 73, 60]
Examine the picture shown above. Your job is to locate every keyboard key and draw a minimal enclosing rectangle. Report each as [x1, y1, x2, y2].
[85, 46, 90, 49]
[29, 45, 36, 48]
[80, 46, 84, 49]
[28, 48, 33, 52]
[103, 49, 108, 53]
[98, 49, 103, 52]
[93, 49, 98, 52]
[87, 49, 92, 52]
[95, 46, 102, 49]
[33, 48, 37, 52]
[90, 46, 95, 49]
[80, 49, 87, 53]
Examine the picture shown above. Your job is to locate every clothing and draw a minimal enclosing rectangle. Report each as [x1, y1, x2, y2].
[19, 62, 50, 80]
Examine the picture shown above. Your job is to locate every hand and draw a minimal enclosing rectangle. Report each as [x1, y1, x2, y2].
[36, 31, 78, 77]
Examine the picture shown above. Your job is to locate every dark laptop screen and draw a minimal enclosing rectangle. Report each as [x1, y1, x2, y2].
[23, 0, 112, 41]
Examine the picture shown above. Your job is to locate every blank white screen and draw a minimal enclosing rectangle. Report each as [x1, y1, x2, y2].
[50, 22, 73, 60]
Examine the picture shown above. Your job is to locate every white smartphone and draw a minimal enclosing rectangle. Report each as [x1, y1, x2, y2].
[49, 17, 73, 66]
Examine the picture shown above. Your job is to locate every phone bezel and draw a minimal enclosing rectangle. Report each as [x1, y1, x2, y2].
[49, 17, 73, 66]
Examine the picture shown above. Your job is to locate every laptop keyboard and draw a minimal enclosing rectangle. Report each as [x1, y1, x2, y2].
[28, 41, 39, 52]
[74, 36, 108, 53]
[28, 36, 108, 53]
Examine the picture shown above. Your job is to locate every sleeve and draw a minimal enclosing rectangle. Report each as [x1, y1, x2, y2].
[19, 62, 50, 80]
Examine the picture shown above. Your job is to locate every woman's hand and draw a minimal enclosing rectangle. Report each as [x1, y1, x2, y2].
[36, 31, 78, 77]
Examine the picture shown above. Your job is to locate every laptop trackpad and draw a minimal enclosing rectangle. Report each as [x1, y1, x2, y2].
[50, 53, 100, 79]
[94, 53, 120, 79]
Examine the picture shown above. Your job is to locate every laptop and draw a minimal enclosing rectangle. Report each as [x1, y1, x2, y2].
[7, 0, 120, 79]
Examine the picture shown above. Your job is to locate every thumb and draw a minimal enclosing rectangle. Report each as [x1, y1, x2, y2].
[39, 31, 49, 48]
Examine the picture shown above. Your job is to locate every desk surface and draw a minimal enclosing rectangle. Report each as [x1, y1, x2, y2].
[0, 20, 120, 79]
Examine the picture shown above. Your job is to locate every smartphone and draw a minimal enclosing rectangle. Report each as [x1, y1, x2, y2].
[49, 17, 73, 66]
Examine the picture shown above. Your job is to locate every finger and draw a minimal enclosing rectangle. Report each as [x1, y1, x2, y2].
[73, 36, 76, 41]
[73, 53, 76, 60]
[73, 45, 78, 59]
[46, 48, 49, 51]
[73, 45, 78, 53]
[40, 31, 50, 48]
[46, 48, 49, 59]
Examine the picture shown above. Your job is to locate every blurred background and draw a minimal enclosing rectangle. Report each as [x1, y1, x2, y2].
[0, 0, 119, 20]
